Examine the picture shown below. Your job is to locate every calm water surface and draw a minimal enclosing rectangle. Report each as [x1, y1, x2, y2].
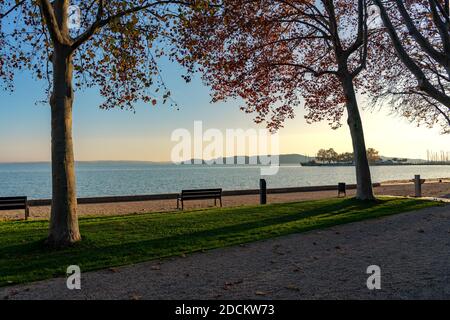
[0, 162, 449, 199]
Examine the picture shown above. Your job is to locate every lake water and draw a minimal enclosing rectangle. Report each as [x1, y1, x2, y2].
[0, 162, 449, 199]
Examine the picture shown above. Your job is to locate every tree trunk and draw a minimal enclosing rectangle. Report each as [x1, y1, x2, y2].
[47, 44, 81, 247]
[341, 74, 375, 200]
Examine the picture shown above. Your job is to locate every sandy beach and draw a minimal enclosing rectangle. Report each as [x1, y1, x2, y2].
[1, 180, 449, 221]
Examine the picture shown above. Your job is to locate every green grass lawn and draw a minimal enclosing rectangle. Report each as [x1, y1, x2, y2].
[0, 197, 441, 287]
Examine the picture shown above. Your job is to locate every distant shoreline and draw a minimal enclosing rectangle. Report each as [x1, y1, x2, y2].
[0, 152, 434, 165]
[300, 162, 450, 167]
[0, 161, 449, 166]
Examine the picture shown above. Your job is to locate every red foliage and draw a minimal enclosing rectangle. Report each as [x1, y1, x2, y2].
[177, 0, 373, 131]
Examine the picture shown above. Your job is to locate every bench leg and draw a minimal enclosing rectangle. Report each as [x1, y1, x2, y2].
[182, 200, 184, 211]
[25, 205, 30, 220]
[220, 198, 222, 207]
[177, 198, 179, 210]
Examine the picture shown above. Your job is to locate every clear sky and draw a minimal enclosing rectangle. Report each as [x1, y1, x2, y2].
[0, 57, 448, 163]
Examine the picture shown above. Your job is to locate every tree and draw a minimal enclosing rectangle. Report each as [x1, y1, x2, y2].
[179, 0, 375, 199]
[365, 0, 449, 131]
[338, 152, 354, 163]
[0, 0, 201, 247]
[366, 148, 381, 164]
[326, 148, 339, 164]
[316, 149, 328, 163]
[317, 148, 338, 163]
[0, 1, 27, 88]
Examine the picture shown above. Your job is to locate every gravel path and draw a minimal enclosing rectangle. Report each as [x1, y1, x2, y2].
[2, 204, 450, 300]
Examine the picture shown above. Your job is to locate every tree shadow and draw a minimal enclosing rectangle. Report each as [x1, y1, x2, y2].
[0, 197, 429, 284]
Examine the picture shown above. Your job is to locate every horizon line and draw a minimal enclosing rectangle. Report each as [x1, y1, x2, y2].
[0, 153, 429, 164]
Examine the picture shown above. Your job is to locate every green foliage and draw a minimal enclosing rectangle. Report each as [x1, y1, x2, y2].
[316, 148, 339, 163]
[315, 147, 382, 164]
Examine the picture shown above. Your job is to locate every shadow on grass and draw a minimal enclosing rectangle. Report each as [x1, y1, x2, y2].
[0, 197, 436, 285]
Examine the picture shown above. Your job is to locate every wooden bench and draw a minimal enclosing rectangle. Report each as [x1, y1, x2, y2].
[177, 189, 222, 210]
[0, 197, 29, 220]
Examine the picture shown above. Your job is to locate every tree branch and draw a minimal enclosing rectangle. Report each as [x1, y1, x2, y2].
[38, 0, 68, 45]
[374, 0, 450, 107]
[71, 0, 191, 51]
[0, 0, 26, 19]
[394, 0, 449, 73]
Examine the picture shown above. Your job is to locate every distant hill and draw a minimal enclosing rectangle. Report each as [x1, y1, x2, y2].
[66, 154, 427, 165]
[185, 153, 428, 165]
[186, 154, 314, 165]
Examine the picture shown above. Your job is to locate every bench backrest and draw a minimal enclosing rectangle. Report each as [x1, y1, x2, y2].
[181, 189, 222, 198]
[338, 183, 346, 192]
[0, 197, 28, 210]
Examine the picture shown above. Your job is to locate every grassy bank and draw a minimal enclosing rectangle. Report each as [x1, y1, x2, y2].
[0, 197, 441, 286]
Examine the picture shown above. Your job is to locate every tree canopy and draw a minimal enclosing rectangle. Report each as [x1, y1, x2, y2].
[365, 0, 449, 132]
[178, 0, 377, 130]
[0, 0, 203, 108]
